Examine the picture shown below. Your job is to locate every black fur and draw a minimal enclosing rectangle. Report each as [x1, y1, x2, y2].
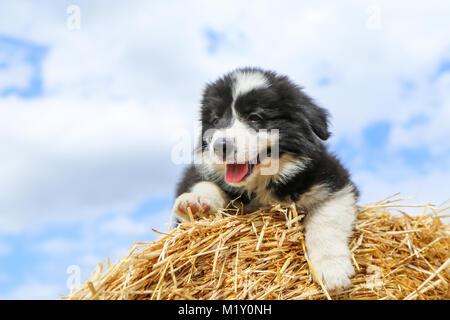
[175, 67, 358, 210]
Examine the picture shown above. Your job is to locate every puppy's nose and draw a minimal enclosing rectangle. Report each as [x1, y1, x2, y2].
[213, 138, 235, 160]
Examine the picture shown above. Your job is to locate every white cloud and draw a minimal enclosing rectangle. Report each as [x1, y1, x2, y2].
[77, 253, 105, 268]
[34, 238, 80, 256]
[98, 208, 172, 240]
[389, 73, 450, 153]
[354, 169, 450, 210]
[0, 96, 186, 232]
[99, 215, 152, 236]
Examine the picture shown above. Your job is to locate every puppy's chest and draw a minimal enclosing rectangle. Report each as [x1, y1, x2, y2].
[234, 181, 330, 213]
[241, 183, 292, 213]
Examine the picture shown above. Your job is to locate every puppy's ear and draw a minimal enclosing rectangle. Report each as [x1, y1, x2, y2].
[301, 102, 331, 140]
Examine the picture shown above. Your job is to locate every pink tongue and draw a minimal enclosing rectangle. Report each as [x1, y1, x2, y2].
[225, 164, 249, 182]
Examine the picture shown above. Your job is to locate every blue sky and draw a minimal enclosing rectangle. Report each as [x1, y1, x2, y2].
[0, 36, 47, 98]
[0, 1, 449, 299]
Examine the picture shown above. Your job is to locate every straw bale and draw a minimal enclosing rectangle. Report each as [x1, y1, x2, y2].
[65, 195, 450, 300]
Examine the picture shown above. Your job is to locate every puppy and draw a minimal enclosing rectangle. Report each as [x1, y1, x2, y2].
[172, 67, 359, 290]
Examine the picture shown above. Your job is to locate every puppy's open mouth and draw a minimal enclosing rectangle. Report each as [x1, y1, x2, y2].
[225, 163, 255, 183]
[224, 147, 272, 183]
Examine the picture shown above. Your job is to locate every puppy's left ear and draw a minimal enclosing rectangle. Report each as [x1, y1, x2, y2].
[302, 102, 331, 140]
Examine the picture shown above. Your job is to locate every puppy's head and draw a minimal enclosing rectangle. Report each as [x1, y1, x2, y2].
[197, 67, 330, 188]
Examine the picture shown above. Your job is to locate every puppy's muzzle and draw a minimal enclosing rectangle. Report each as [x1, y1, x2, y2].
[213, 138, 235, 161]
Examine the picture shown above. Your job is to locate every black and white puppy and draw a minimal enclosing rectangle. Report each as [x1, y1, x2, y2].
[172, 67, 359, 290]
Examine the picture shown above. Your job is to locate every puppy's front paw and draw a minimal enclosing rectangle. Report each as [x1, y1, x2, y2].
[172, 192, 225, 221]
[311, 256, 355, 291]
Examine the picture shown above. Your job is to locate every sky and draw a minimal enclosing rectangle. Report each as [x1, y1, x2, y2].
[0, 0, 449, 299]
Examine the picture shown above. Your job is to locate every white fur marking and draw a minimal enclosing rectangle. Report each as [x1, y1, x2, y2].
[172, 182, 228, 221]
[210, 118, 267, 165]
[303, 184, 357, 290]
[273, 156, 310, 184]
[231, 70, 269, 100]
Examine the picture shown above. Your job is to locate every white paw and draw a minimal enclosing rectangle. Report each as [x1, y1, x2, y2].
[311, 256, 355, 291]
[172, 191, 225, 222]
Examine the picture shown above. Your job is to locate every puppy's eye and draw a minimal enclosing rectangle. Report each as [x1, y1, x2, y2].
[211, 117, 219, 125]
[248, 113, 264, 122]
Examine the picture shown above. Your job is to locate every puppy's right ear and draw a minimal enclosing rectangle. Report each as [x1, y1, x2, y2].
[277, 75, 331, 141]
[301, 102, 331, 141]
